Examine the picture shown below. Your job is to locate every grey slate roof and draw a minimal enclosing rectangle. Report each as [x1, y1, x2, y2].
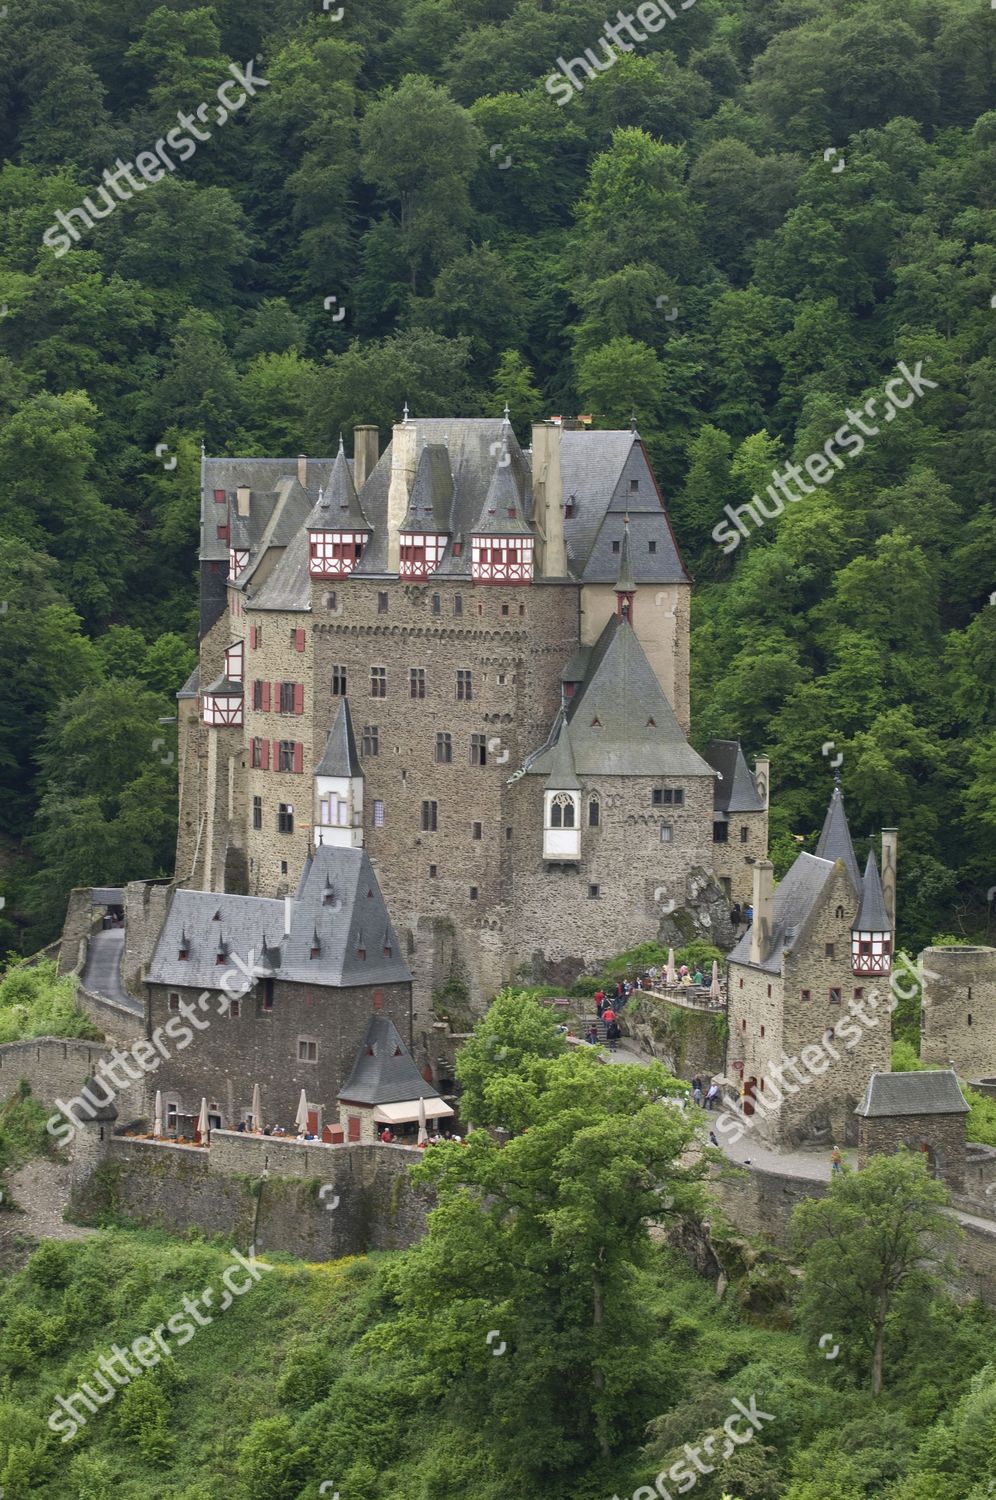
[545, 719, 581, 790]
[247, 523, 312, 613]
[729, 852, 837, 973]
[401, 444, 452, 533]
[561, 432, 690, 585]
[853, 849, 891, 933]
[614, 517, 636, 594]
[306, 440, 371, 533]
[315, 698, 362, 779]
[526, 616, 713, 779]
[201, 460, 335, 564]
[705, 740, 765, 814]
[856, 1069, 969, 1118]
[203, 674, 243, 697]
[149, 846, 410, 990]
[471, 429, 533, 538]
[338, 1013, 443, 1106]
[815, 784, 861, 891]
[177, 664, 200, 699]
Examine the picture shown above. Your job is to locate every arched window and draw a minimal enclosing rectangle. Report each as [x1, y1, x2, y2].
[835, 905, 845, 918]
[551, 792, 576, 829]
[588, 797, 600, 827]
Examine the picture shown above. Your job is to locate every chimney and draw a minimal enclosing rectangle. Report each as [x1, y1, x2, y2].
[749, 860, 774, 966]
[297, 455, 307, 488]
[754, 756, 770, 811]
[236, 486, 251, 517]
[353, 426, 379, 493]
[386, 419, 417, 573]
[531, 422, 567, 578]
[880, 828, 898, 928]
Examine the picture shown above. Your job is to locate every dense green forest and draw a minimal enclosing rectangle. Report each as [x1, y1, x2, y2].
[1, 0, 994, 953]
[2, 996, 996, 1499]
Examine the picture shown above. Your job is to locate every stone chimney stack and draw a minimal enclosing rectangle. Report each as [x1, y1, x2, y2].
[236, 486, 251, 517]
[353, 425, 379, 493]
[531, 422, 567, 578]
[386, 419, 418, 573]
[297, 455, 307, 488]
[750, 860, 774, 966]
[880, 828, 898, 927]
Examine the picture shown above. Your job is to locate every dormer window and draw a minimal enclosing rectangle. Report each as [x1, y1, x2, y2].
[565, 496, 576, 518]
[178, 945, 189, 961]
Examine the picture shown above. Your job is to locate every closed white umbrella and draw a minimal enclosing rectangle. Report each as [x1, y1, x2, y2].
[294, 1089, 309, 1135]
[252, 1083, 262, 1135]
[665, 948, 677, 986]
[710, 960, 721, 1001]
[153, 1090, 163, 1139]
[197, 1097, 210, 1145]
[417, 1095, 428, 1146]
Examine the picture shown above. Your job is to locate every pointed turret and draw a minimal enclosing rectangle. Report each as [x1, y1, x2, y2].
[852, 848, 893, 976]
[614, 513, 636, 621]
[314, 698, 364, 849]
[471, 429, 534, 583]
[814, 780, 861, 890]
[399, 443, 451, 578]
[543, 721, 581, 860]
[307, 438, 371, 578]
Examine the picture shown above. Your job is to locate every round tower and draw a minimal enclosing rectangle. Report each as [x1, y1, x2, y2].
[920, 945, 996, 1081]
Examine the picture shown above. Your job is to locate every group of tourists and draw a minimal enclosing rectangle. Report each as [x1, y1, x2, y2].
[690, 1076, 721, 1110]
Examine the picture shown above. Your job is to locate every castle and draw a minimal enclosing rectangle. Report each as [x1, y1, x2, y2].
[177, 414, 768, 1012]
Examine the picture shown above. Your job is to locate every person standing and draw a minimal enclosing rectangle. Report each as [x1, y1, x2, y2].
[831, 1144, 843, 1174]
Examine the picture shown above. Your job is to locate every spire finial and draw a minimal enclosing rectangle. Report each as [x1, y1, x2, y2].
[630, 409, 638, 434]
[402, 401, 410, 423]
[338, 432, 344, 453]
[502, 401, 511, 422]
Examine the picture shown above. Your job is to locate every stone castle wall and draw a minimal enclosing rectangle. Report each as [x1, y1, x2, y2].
[0, 1038, 146, 1124]
[858, 1112, 967, 1191]
[921, 945, 996, 1080]
[74, 1133, 432, 1260]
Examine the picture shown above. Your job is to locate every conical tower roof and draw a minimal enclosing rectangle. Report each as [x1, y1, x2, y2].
[853, 848, 892, 932]
[401, 443, 452, 534]
[315, 698, 362, 779]
[306, 437, 371, 532]
[545, 718, 580, 790]
[815, 781, 861, 889]
[472, 429, 532, 537]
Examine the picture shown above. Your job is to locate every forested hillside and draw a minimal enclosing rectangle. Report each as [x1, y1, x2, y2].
[1, 0, 994, 952]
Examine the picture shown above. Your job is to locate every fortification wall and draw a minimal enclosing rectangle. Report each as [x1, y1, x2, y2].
[73, 1132, 431, 1259]
[0, 1038, 146, 1123]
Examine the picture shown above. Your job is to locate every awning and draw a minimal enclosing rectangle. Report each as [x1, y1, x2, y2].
[373, 1098, 454, 1125]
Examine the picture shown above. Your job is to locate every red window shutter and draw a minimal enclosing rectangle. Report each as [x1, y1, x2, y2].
[262, 681, 271, 713]
[261, 738, 270, 770]
[249, 626, 257, 649]
[293, 684, 304, 714]
[214, 489, 226, 503]
[294, 628, 306, 652]
[273, 739, 281, 770]
[217, 524, 229, 542]
[293, 742, 303, 774]
[273, 680, 280, 708]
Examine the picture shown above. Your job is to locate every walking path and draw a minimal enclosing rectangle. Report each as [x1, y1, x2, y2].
[81, 928, 143, 1016]
[1, 1159, 94, 1245]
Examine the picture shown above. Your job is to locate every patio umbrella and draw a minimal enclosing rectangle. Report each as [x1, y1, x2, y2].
[294, 1089, 309, 1135]
[252, 1083, 262, 1135]
[153, 1090, 163, 1139]
[709, 960, 721, 1001]
[417, 1095, 428, 1146]
[196, 1097, 210, 1145]
[665, 947, 677, 986]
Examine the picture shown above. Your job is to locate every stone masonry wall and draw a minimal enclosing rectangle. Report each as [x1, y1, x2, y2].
[0, 1038, 146, 1124]
[145, 978, 412, 1133]
[859, 1112, 967, 1192]
[123, 880, 174, 998]
[75, 1134, 432, 1260]
[711, 806, 768, 912]
[620, 994, 726, 1082]
[921, 945, 996, 1080]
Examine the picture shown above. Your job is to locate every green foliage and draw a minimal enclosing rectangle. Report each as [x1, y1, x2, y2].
[0, 960, 101, 1044]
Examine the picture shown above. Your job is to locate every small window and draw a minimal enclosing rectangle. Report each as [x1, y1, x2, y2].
[588, 798, 600, 827]
[801, 989, 811, 1001]
[217, 523, 229, 541]
[278, 740, 296, 772]
[835, 905, 845, 919]
[853, 988, 863, 1000]
[280, 860, 288, 874]
[968, 1013, 973, 1026]
[370, 666, 386, 698]
[629, 478, 639, 492]
[470, 887, 478, 901]
[262, 981, 274, 1011]
[377, 591, 388, 614]
[331, 666, 347, 695]
[166, 1102, 178, 1130]
[251, 737, 264, 769]
[298, 1039, 317, 1062]
[252, 680, 264, 710]
[588, 884, 600, 899]
[252, 796, 262, 830]
[713, 822, 728, 843]
[825, 942, 834, 958]
[829, 988, 841, 1005]
[760, 1025, 765, 1038]
[168, 992, 180, 1013]
[429, 863, 437, 878]
[214, 488, 226, 503]
[278, 803, 294, 834]
[278, 681, 296, 714]
[550, 794, 576, 829]
[431, 593, 441, 615]
[565, 496, 576, 518]
[373, 799, 385, 827]
[435, 732, 453, 764]
[326, 591, 337, 613]
[410, 667, 426, 699]
[227, 999, 240, 1018]
[456, 669, 473, 701]
[356, 946, 366, 961]
[472, 821, 482, 840]
[767, 984, 771, 997]
[611, 540, 620, 553]
[501, 603, 509, 617]
[452, 542, 462, 557]
[740, 826, 748, 843]
[648, 540, 657, 553]
[454, 594, 463, 616]
[421, 800, 438, 832]
[470, 733, 487, 766]
[362, 725, 379, 757]
[506, 826, 512, 840]
[660, 824, 672, 843]
[739, 980, 744, 991]
[652, 789, 663, 806]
